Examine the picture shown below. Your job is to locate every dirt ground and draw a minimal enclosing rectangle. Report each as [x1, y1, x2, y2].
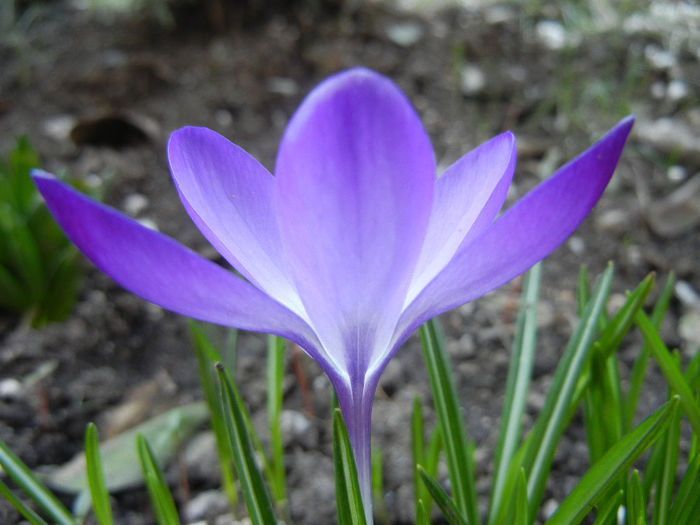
[0, 0, 699, 523]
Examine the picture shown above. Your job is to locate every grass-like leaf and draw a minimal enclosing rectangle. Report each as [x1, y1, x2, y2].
[624, 272, 674, 430]
[0, 436, 75, 525]
[595, 273, 655, 359]
[266, 335, 288, 508]
[545, 396, 679, 525]
[669, 445, 700, 524]
[419, 318, 479, 525]
[523, 264, 614, 519]
[190, 321, 238, 507]
[626, 470, 647, 525]
[332, 407, 368, 525]
[84, 423, 114, 525]
[418, 466, 469, 525]
[513, 468, 528, 525]
[635, 311, 700, 435]
[371, 447, 389, 525]
[591, 489, 622, 525]
[136, 434, 181, 525]
[0, 478, 49, 525]
[216, 363, 278, 525]
[412, 396, 426, 521]
[416, 499, 430, 525]
[489, 263, 541, 523]
[652, 399, 681, 525]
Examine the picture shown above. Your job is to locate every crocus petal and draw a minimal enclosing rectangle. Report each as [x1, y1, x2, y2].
[168, 127, 305, 317]
[406, 131, 517, 304]
[390, 116, 634, 364]
[275, 68, 435, 373]
[32, 171, 322, 356]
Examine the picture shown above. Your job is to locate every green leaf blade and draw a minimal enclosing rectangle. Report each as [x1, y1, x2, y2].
[332, 408, 367, 525]
[216, 364, 277, 525]
[136, 434, 181, 525]
[419, 318, 479, 525]
[0, 437, 75, 525]
[84, 423, 114, 525]
[418, 466, 469, 525]
[545, 397, 679, 525]
[489, 263, 541, 523]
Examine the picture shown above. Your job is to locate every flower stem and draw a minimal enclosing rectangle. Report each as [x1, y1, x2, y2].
[333, 375, 378, 524]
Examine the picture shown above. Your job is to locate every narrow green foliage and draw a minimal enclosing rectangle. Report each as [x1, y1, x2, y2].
[641, 433, 666, 502]
[591, 489, 622, 525]
[136, 435, 181, 525]
[416, 499, 430, 525]
[584, 350, 624, 465]
[626, 470, 647, 525]
[420, 318, 479, 525]
[635, 311, 700, 435]
[652, 398, 681, 525]
[216, 364, 278, 525]
[624, 273, 675, 430]
[576, 265, 590, 317]
[266, 335, 288, 507]
[0, 478, 49, 525]
[489, 444, 529, 525]
[669, 445, 700, 524]
[411, 397, 429, 521]
[332, 407, 367, 525]
[418, 420, 443, 521]
[524, 264, 614, 519]
[418, 466, 469, 525]
[0, 437, 75, 525]
[84, 423, 114, 525]
[545, 396, 678, 525]
[489, 264, 540, 523]
[189, 321, 238, 507]
[584, 273, 654, 466]
[0, 136, 83, 326]
[371, 447, 389, 525]
[513, 468, 529, 525]
[595, 273, 655, 359]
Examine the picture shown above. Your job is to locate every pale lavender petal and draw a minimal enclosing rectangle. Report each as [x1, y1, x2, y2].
[275, 67, 435, 371]
[406, 131, 516, 304]
[389, 116, 634, 365]
[168, 127, 304, 316]
[32, 171, 325, 360]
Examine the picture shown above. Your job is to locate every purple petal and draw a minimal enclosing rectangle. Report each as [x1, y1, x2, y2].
[32, 171, 322, 355]
[394, 116, 634, 353]
[168, 127, 304, 316]
[275, 68, 435, 371]
[406, 131, 516, 304]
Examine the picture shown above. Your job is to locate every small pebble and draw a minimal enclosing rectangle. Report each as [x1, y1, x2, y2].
[183, 490, 230, 522]
[386, 21, 423, 47]
[460, 65, 486, 96]
[123, 193, 149, 216]
[567, 236, 585, 255]
[644, 44, 676, 70]
[267, 77, 298, 96]
[536, 20, 567, 50]
[667, 165, 686, 182]
[214, 108, 233, 127]
[0, 378, 22, 400]
[136, 217, 159, 231]
[543, 498, 559, 519]
[667, 80, 689, 101]
[675, 280, 700, 309]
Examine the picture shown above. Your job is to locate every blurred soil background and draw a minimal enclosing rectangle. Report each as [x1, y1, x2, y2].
[0, 0, 699, 523]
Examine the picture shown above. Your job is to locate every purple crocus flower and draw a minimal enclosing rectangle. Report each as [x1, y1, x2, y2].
[34, 67, 632, 521]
